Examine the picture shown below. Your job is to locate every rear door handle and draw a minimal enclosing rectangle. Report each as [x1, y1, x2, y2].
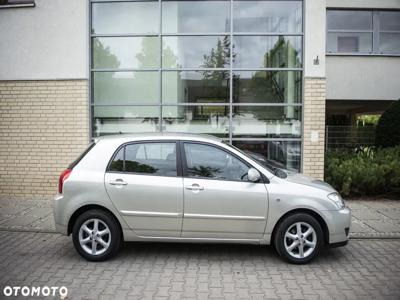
[109, 179, 128, 186]
[185, 184, 204, 191]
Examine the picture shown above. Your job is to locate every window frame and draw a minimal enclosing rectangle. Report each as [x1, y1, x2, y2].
[180, 140, 265, 183]
[89, 0, 304, 173]
[0, 0, 35, 9]
[106, 140, 182, 177]
[326, 8, 400, 57]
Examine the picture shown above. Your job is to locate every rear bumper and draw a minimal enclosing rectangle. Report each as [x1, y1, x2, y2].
[54, 194, 68, 235]
[321, 207, 351, 245]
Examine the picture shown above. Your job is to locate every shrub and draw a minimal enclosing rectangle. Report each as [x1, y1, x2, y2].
[375, 100, 400, 148]
[325, 146, 400, 197]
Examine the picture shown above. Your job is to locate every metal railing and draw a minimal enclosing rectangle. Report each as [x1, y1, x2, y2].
[325, 126, 376, 150]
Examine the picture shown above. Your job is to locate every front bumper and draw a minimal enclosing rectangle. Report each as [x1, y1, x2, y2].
[321, 206, 351, 245]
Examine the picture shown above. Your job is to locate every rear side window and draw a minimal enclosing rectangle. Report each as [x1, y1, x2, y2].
[109, 147, 124, 172]
[108, 142, 177, 177]
[68, 142, 95, 169]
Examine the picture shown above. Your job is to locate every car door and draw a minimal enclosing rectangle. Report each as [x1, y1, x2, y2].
[181, 141, 268, 240]
[105, 141, 183, 237]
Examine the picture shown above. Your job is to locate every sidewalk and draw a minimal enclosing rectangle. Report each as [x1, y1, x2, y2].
[0, 198, 399, 238]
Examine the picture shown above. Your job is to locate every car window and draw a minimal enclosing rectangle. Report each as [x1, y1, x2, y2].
[184, 143, 250, 181]
[125, 142, 177, 176]
[109, 147, 124, 172]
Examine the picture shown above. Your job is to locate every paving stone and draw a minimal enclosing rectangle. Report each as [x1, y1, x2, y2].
[378, 209, 400, 220]
[4, 216, 34, 226]
[366, 220, 400, 233]
[0, 232, 400, 299]
[351, 209, 386, 221]
[349, 219, 376, 234]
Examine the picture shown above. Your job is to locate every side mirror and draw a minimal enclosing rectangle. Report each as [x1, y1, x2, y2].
[248, 168, 261, 182]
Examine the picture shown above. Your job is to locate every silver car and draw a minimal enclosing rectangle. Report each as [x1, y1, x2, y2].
[54, 133, 351, 264]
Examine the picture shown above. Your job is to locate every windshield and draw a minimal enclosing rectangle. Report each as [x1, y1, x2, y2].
[222, 142, 288, 178]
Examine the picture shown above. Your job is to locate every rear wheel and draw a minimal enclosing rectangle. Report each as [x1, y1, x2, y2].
[72, 209, 121, 261]
[274, 213, 323, 264]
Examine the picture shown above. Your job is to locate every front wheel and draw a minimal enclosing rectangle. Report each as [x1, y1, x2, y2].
[274, 213, 323, 264]
[72, 209, 121, 261]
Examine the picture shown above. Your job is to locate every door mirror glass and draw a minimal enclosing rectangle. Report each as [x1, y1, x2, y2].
[248, 168, 261, 182]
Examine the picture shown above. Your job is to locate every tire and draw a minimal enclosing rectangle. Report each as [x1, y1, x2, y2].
[72, 209, 121, 261]
[274, 213, 323, 264]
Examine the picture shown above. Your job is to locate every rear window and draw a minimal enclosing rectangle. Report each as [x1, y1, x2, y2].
[68, 142, 96, 169]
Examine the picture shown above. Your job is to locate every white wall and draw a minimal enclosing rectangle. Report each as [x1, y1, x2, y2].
[325, 0, 400, 101]
[304, 0, 326, 78]
[0, 0, 88, 80]
[326, 56, 400, 100]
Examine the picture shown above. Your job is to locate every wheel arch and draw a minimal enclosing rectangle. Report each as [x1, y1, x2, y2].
[271, 208, 330, 246]
[67, 204, 123, 240]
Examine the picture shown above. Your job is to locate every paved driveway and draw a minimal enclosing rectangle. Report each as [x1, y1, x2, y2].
[1, 231, 399, 299]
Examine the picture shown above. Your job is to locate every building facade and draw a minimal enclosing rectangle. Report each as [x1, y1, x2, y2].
[0, 0, 399, 199]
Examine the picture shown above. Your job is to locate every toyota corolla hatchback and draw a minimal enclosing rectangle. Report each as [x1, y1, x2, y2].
[54, 133, 351, 264]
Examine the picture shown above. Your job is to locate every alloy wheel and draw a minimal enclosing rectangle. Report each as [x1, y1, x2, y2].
[284, 222, 317, 259]
[79, 218, 111, 256]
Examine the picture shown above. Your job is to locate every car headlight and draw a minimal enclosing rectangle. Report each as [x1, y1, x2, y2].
[327, 192, 345, 209]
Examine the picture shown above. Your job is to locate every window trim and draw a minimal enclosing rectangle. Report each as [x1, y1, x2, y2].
[0, 0, 35, 9]
[326, 8, 400, 56]
[180, 140, 266, 183]
[106, 140, 182, 177]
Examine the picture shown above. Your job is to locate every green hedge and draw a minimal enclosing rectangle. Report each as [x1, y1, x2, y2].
[325, 146, 400, 197]
[376, 100, 400, 148]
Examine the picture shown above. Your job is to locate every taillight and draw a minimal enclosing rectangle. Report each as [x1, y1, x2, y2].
[58, 169, 72, 194]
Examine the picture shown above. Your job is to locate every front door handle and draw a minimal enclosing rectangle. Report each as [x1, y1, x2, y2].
[185, 184, 204, 191]
[109, 179, 128, 186]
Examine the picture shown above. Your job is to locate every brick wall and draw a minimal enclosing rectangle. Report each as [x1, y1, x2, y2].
[302, 77, 326, 180]
[0, 80, 89, 199]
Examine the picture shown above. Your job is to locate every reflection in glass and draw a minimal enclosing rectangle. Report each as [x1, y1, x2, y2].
[162, 1, 230, 33]
[109, 147, 124, 172]
[379, 11, 400, 31]
[233, 140, 301, 171]
[379, 33, 400, 54]
[184, 143, 249, 181]
[93, 72, 159, 105]
[91, 2, 159, 35]
[233, 71, 302, 103]
[162, 71, 229, 104]
[327, 32, 373, 53]
[234, 36, 302, 68]
[92, 37, 159, 69]
[92, 106, 159, 137]
[162, 106, 229, 137]
[233, 1, 302, 33]
[125, 143, 177, 176]
[232, 106, 301, 138]
[327, 10, 372, 31]
[162, 36, 231, 68]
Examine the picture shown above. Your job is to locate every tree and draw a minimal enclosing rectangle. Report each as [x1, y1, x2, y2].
[375, 99, 400, 148]
[136, 38, 178, 69]
[201, 35, 234, 80]
[92, 39, 120, 69]
[200, 36, 235, 104]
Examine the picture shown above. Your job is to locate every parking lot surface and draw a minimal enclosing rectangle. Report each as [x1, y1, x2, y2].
[1, 231, 399, 299]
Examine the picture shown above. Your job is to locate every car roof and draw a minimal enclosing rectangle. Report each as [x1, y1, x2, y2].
[94, 132, 223, 144]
